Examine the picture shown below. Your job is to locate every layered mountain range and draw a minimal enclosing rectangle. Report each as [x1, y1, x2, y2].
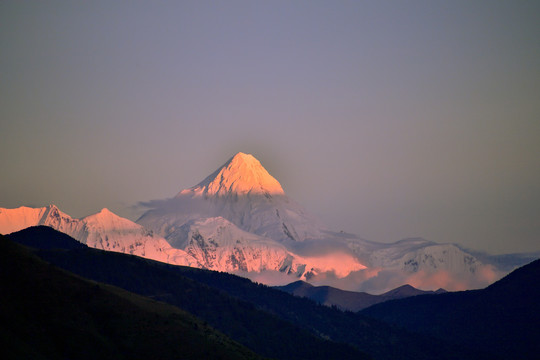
[6, 224, 538, 359]
[275, 281, 446, 312]
[1, 152, 536, 292]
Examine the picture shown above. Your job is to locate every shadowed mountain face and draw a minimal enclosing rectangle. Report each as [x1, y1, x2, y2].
[361, 258, 540, 359]
[5, 225, 87, 250]
[6, 226, 495, 360]
[275, 281, 446, 312]
[0, 234, 262, 360]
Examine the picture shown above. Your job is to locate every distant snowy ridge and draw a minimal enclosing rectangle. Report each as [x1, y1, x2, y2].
[0, 205, 363, 280]
[0, 205, 190, 265]
[174, 216, 364, 276]
[342, 236, 483, 274]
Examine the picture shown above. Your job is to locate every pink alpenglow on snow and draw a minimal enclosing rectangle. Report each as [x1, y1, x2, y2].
[0, 205, 192, 267]
[178, 152, 285, 198]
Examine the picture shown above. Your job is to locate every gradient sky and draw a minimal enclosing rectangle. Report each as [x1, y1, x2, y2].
[1, 1, 539, 254]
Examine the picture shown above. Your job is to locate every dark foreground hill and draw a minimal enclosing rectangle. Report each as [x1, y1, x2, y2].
[0, 234, 261, 360]
[274, 280, 445, 311]
[7, 226, 493, 360]
[5, 227, 367, 360]
[361, 258, 540, 359]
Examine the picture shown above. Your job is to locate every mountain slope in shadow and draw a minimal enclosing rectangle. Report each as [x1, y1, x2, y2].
[0, 234, 262, 360]
[6, 226, 367, 360]
[274, 280, 445, 311]
[361, 258, 540, 359]
[7, 226, 493, 360]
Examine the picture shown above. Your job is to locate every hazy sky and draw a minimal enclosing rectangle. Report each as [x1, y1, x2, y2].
[1, 1, 539, 254]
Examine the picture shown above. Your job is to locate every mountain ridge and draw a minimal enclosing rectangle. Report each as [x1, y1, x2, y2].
[5, 227, 370, 360]
[0, 205, 191, 266]
[0, 206, 364, 282]
[275, 280, 446, 312]
[361, 258, 540, 359]
[0, 232, 263, 360]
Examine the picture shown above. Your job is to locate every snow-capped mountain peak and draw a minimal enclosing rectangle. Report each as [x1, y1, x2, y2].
[0, 205, 194, 266]
[0, 205, 48, 234]
[178, 152, 284, 198]
[82, 208, 142, 231]
[138, 152, 325, 243]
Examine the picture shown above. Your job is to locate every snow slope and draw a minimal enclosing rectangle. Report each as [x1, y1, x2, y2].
[137, 152, 326, 243]
[0, 205, 190, 266]
[174, 216, 364, 276]
[0, 205, 363, 279]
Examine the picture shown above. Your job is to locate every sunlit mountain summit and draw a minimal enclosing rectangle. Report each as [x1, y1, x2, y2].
[138, 152, 325, 244]
[181, 152, 285, 198]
